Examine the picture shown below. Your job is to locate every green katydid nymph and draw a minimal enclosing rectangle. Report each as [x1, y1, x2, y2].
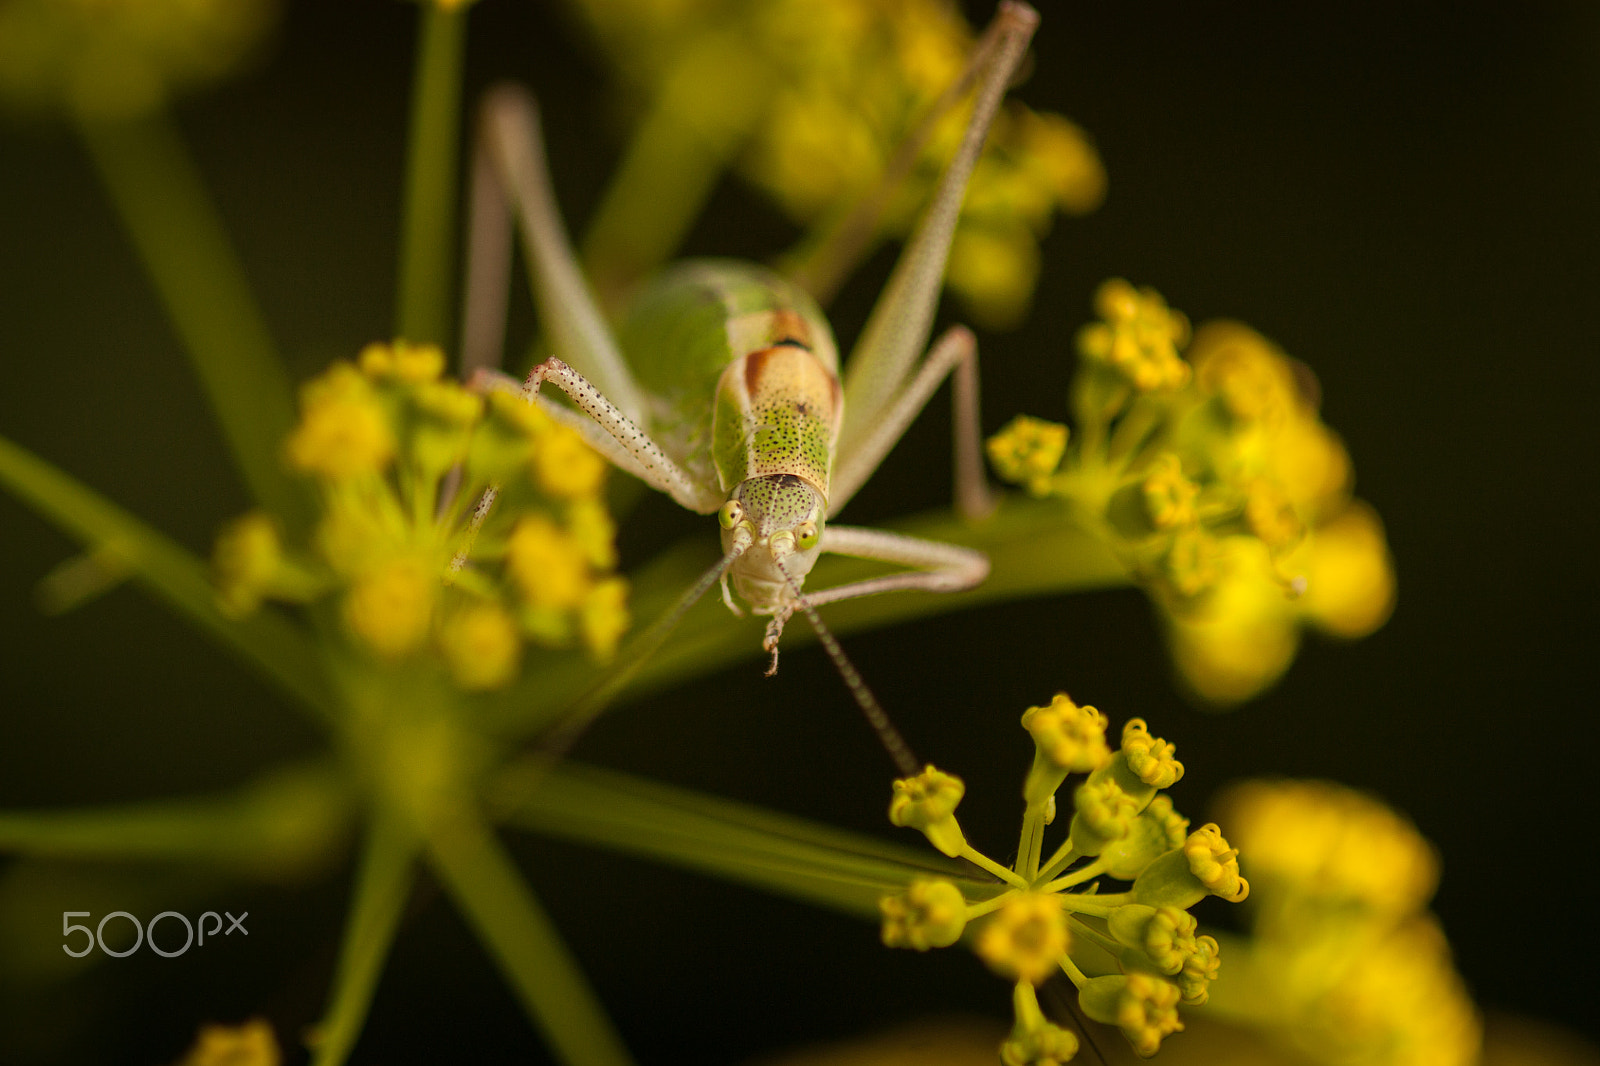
[457, 3, 1041, 769]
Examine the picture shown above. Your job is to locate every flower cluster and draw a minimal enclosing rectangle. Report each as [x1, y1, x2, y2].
[1209, 780, 1480, 1066]
[211, 342, 628, 691]
[0, 0, 277, 118]
[561, 0, 1104, 328]
[986, 279, 1396, 703]
[880, 695, 1247, 1062]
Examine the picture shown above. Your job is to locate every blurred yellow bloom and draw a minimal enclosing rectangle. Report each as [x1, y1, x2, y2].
[175, 1017, 280, 1066]
[284, 363, 396, 481]
[992, 283, 1394, 705]
[0, 0, 277, 118]
[213, 343, 629, 690]
[438, 601, 522, 691]
[506, 515, 592, 612]
[1216, 778, 1438, 920]
[976, 893, 1069, 984]
[344, 556, 436, 659]
[986, 415, 1069, 497]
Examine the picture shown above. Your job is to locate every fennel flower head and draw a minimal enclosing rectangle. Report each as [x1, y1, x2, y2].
[213, 342, 628, 693]
[986, 280, 1397, 705]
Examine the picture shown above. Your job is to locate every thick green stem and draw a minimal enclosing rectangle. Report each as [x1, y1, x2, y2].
[395, 2, 467, 347]
[0, 434, 338, 723]
[75, 112, 306, 529]
[579, 31, 770, 308]
[309, 812, 418, 1066]
[424, 804, 634, 1066]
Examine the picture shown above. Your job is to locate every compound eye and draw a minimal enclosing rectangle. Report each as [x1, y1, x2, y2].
[795, 520, 820, 551]
[718, 500, 744, 530]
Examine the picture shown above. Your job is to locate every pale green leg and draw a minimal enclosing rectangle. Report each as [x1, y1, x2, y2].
[829, 324, 995, 522]
[460, 83, 648, 425]
[838, 2, 1040, 450]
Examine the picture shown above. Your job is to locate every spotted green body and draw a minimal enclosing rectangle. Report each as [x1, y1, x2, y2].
[619, 259, 842, 497]
[617, 259, 845, 605]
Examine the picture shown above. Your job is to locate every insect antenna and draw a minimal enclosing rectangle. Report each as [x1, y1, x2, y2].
[1042, 980, 1113, 1066]
[776, 559, 921, 778]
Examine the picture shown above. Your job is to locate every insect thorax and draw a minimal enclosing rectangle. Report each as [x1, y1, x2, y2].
[617, 259, 841, 493]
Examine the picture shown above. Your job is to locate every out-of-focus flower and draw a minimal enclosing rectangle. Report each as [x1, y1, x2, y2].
[560, 0, 1105, 327]
[988, 282, 1395, 705]
[1205, 779, 1481, 1066]
[211, 341, 629, 688]
[0, 0, 277, 118]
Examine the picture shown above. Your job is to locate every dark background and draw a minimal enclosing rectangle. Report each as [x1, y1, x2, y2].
[1, 1, 1596, 1062]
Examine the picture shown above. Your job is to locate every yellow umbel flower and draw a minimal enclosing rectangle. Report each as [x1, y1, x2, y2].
[211, 343, 628, 690]
[880, 705, 1247, 1062]
[879, 878, 967, 951]
[888, 765, 968, 857]
[1216, 778, 1437, 918]
[1206, 778, 1480, 1066]
[284, 363, 396, 481]
[991, 282, 1393, 705]
[986, 415, 1069, 497]
[1078, 279, 1192, 393]
[1021, 693, 1110, 775]
[175, 1017, 280, 1066]
[532, 423, 610, 500]
[977, 893, 1069, 985]
[1079, 972, 1185, 1057]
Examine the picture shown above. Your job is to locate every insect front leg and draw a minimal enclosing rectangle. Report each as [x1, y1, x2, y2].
[523, 357, 724, 515]
[806, 526, 991, 609]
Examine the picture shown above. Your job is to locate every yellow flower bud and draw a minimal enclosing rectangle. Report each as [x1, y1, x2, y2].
[343, 557, 435, 659]
[505, 515, 591, 611]
[1078, 972, 1184, 1057]
[285, 363, 395, 480]
[986, 415, 1069, 497]
[879, 879, 967, 951]
[438, 601, 521, 691]
[212, 512, 281, 617]
[976, 893, 1069, 985]
[888, 765, 967, 857]
[532, 424, 608, 500]
[174, 1016, 280, 1066]
[579, 576, 630, 660]
[1301, 499, 1396, 639]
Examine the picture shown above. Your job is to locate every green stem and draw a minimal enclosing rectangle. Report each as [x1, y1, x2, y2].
[960, 845, 1030, 889]
[395, 2, 468, 347]
[0, 760, 346, 876]
[0, 434, 338, 724]
[309, 812, 418, 1066]
[424, 803, 634, 1066]
[579, 31, 770, 308]
[1039, 858, 1106, 895]
[502, 762, 983, 919]
[1035, 840, 1082, 884]
[75, 111, 306, 529]
[1016, 801, 1049, 881]
[1066, 915, 1122, 957]
[1057, 892, 1129, 918]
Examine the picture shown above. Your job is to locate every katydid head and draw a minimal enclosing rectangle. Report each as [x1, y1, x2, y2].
[717, 473, 826, 608]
